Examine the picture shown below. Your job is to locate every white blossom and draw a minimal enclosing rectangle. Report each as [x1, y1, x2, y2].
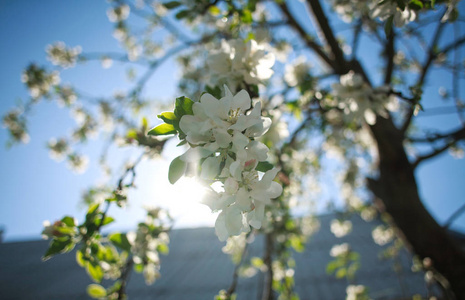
[107, 4, 130, 22]
[371, 1, 416, 27]
[21, 64, 60, 99]
[47, 138, 69, 161]
[346, 284, 370, 300]
[372, 225, 394, 246]
[331, 71, 396, 125]
[330, 219, 352, 238]
[178, 86, 282, 241]
[330, 242, 350, 257]
[208, 39, 275, 92]
[46, 42, 82, 69]
[67, 153, 89, 174]
[284, 56, 312, 87]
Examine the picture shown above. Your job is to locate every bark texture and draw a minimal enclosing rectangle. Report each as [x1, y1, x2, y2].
[368, 117, 465, 299]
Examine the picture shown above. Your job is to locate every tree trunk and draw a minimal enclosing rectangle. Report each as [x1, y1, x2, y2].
[368, 117, 465, 299]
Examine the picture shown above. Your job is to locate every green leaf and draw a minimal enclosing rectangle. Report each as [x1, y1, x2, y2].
[175, 10, 189, 19]
[241, 9, 253, 24]
[87, 284, 107, 298]
[251, 257, 264, 268]
[336, 267, 347, 278]
[134, 263, 144, 273]
[174, 96, 194, 118]
[176, 139, 187, 147]
[43, 238, 73, 261]
[95, 216, 114, 227]
[126, 129, 138, 139]
[157, 243, 169, 255]
[408, 0, 423, 10]
[61, 216, 76, 227]
[141, 117, 148, 130]
[247, 0, 258, 11]
[205, 85, 222, 99]
[157, 111, 178, 125]
[147, 123, 177, 136]
[168, 156, 187, 184]
[255, 161, 274, 172]
[109, 232, 132, 251]
[76, 250, 86, 267]
[87, 203, 100, 215]
[86, 261, 104, 283]
[209, 5, 221, 16]
[384, 15, 394, 37]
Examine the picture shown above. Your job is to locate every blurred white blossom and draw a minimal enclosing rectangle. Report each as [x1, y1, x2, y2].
[208, 39, 275, 92]
[46, 42, 82, 69]
[331, 219, 353, 238]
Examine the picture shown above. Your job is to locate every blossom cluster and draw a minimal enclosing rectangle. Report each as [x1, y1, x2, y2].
[331, 71, 396, 125]
[127, 207, 170, 285]
[331, 0, 416, 26]
[346, 284, 370, 300]
[208, 39, 275, 92]
[46, 42, 82, 69]
[2, 110, 29, 143]
[107, 4, 130, 23]
[21, 64, 60, 99]
[152, 86, 283, 241]
[284, 56, 312, 87]
[181, 86, 282, 241]
[330, 219, 353, 238]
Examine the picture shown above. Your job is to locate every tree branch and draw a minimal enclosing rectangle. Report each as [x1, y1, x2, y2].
[444, 203, 465, 230]
[226, 233, 251, 296]
[384, 31, 395, 85]
[305, 0, 347, 74]
[261, 233, 274, 300]
[412, 127, 465, 168]
[276, 2, 335, 70]
[408, 126, 465, 143]
[401, 10, 448, 133]
[117, 256, 135, 300]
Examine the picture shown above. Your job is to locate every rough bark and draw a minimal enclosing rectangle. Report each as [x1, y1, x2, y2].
[368, 117, 465, 299]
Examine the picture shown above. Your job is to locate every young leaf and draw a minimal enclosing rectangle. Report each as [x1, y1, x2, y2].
[241, 9, 253, 24]
[157, 111, 177, 125]
[108, 232, 132, 252]
[209, 5, 221, 16]
[86, 261, 104, 283]
[163, 1, 182, 9]
[76, 250, 86, 267]
[95, 216, 114, 227]
[174, 96, 194, 118]
[148, 123, 177, 136]
[60, 216, 76, 227]
[168, 156, 187, 184]
[87, 284, 107, 299]
[175, 10, 189, 19]
[408, 0, 423, 10]
[43, 238, 73, 261]
[255, 161, 274, 172]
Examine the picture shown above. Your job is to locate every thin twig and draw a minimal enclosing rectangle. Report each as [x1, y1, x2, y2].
[226, 233, 252, 296]
[117, 256, 135, 300]
[444, 203, 465, 229]
[276, 2, 335, 70]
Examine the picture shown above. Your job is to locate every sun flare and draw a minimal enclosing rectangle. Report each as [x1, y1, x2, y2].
[155, 176, 218, 228]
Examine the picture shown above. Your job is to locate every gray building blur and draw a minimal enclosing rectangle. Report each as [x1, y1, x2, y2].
[0, 214, 435, 300]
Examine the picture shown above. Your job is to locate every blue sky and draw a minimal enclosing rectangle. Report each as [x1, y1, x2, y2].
[0, 0, 464, 242]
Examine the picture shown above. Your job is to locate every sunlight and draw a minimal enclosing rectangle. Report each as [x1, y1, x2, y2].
[154, 176, 218, 228]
